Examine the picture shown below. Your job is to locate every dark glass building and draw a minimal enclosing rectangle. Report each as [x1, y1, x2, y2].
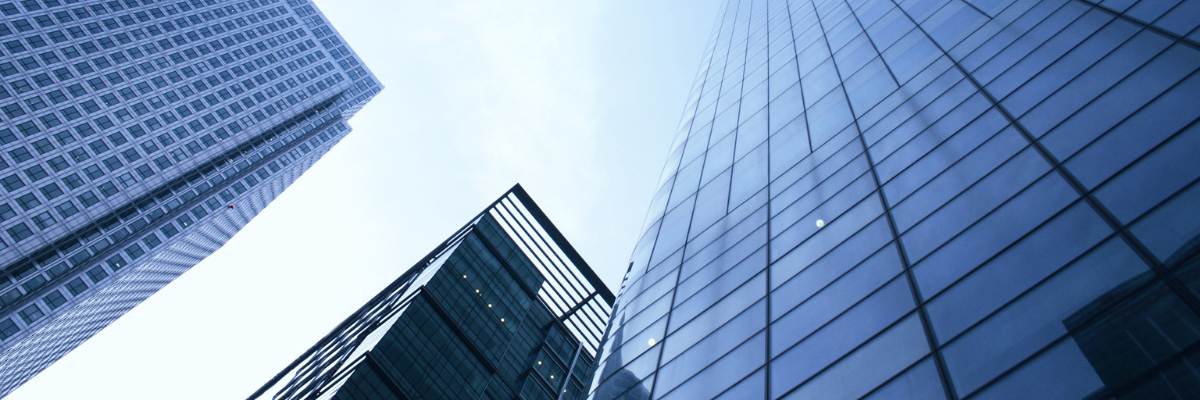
[249, 185, 614, 400]
[590, 0, 1200, 398]
[0, 0, 379, 395]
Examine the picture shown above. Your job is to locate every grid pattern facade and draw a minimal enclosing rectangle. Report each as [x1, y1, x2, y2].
[0, 0, 380, 395]
[249, 186, 613, 400]
[590, 0, 1200, 398]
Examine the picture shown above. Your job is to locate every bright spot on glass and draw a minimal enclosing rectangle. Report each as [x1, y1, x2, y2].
[816, 219, 826, 228]
[648, 338, 656, 347]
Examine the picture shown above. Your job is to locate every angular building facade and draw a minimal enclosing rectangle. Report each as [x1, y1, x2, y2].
[591, 0, 1200, 399]
[0, 0, 379, 395]
[249, 185, 614, 400]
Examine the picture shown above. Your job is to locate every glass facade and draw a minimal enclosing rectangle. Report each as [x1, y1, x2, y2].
[249, 185, 614, 400]
[591, 0, 1200, 398]
[0, 0, 380, 395]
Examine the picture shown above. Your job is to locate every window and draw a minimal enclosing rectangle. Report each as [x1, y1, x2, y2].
[31, 212, 54, 229]
[55, 201, 78, 218]
[17, 57, 38, 70]
[31, 138, 53, 154]
[139, 233, 162, 251]
[102, 156, 123, 171]
[125, 243, 144, 259]
[2, 103, 24, 118]
[25, 35, 46, 49]
[88, 140, 109, 155]
[134, 164, 153, 179]
[141, 141, 159, 154]
[47, 90, 67, 104]
[7, 222, 32, 242]
[8, 147, 31, 163]
[16, 193, 40, 210]
[43, 291, 67, 310]
[39, 183, 62, 199]
[31, 73, 52, 87]
[95, 116, 114, 130]
[38, 113, 61, 128]
[98, 181, 118, 196]
[61, 106, 81, 121]
[160, 223, 178, 238]
[23, 98, 43, 112]
[116, 172, 136, 187]
[114, 108, 131, 122]
[68, 148, 90, 163]
[18, 304, 42, 324]
[62, 173, 83, 189]
[84, 164, 104, 179]
[0, 318, 18, 340]
[47, 156, 68, 171]
[0, 174, 24, 191]
[105, 72, 124, 85]
[65, 278, 88, 296]
[0, 203, 13, 221]
[19, 0, 41, 12]
[105, 254, 125, 270]
[86, 266, 108, 284]
[77, 190, 99, 207]
[4, 40, 25, 53]
[87, 78, 106, 90]
[121, 149, 141, 163]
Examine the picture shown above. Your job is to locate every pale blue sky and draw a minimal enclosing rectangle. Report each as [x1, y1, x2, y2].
[7, 1, 720, 399]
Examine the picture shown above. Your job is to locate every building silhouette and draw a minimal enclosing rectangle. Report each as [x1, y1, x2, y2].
[249, 185, 613, 400]
[589, 0, 1200, 398]
[0, 0, 379, 395]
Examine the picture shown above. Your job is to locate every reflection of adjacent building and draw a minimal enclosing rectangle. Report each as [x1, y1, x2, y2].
[247, 185, 612, 400]
[589, 322, 652, 400]
[1068, 242, 1200, 400]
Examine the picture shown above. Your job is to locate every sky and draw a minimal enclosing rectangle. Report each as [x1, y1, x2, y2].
[6, 1, 721, 399]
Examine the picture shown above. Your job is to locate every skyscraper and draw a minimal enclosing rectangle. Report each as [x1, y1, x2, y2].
[591, 0, 1200, 398]
[248, 185, 613, 400]
[0, 0, 379, 395]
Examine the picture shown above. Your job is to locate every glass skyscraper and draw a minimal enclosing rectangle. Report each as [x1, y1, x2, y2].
[248, 185, 613, 400]
[0, 0, 379, 395]
[591, 0, 1200, 398]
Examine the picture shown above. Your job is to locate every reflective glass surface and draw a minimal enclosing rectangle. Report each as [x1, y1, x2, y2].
[592, 0, 1200, 398]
